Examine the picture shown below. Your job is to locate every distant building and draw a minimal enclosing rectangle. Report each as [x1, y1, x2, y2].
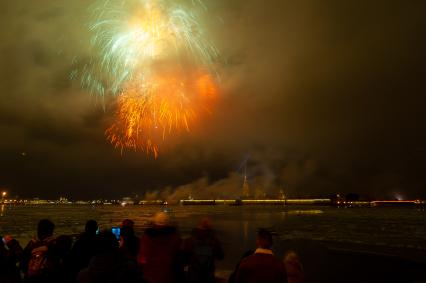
[242, 166, 250, 198]
[58, 197, 69, 204]
[121, 197, 135, 206]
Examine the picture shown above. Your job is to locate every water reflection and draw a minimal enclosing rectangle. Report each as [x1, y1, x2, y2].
[1, 204, 5, 217]
[243, 220, 249, 246]
[286, 210, 324, 215]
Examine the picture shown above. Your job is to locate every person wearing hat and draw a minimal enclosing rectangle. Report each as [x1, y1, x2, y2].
[138, 212, 183, 283]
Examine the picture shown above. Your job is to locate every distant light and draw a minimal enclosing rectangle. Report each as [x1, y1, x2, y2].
[2, 192, 6, 197]
[394, 193, 404, 201]
[21, 152, 27, 156]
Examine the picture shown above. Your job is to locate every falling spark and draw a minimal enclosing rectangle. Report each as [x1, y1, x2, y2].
[106, 70, 217, 158]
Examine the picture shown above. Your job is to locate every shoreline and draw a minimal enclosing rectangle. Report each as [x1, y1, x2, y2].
[2, 198, 425, 208]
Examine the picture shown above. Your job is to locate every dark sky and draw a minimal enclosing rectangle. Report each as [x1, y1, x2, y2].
[0, 0, 425, 199]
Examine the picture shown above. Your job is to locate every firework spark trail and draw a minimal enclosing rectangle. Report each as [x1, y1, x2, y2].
[76, 0, 219, 157]
[105, 70, 217, 158]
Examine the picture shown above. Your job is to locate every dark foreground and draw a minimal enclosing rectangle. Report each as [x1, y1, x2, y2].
[278, 239, 426, 283]
[1, 205, 426, 282]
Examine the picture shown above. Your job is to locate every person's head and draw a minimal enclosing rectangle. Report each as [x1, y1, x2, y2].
[37, 219, 55, 240]
[197, 218, 213, 230]
[85, 219, 98, 235]
[121, 219, 134, 229]
[256, 228, 273, 249]
[153, 212, 170, 227]
[120, 226, 134, 239]
[120, 219, 135, 239]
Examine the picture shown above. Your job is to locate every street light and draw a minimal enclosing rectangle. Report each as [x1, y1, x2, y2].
[1, 192, 6, 197]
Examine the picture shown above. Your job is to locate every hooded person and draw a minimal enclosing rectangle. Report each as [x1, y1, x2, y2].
[183, 218, 224, 283]
[138, 212, 183, 283]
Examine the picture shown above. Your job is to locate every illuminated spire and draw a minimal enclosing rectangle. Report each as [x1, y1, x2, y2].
[242, 164, 250, 198]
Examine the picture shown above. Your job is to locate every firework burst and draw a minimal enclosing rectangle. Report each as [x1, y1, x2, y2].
[75, 0, 219, 157]
[77, 0, 218, 96]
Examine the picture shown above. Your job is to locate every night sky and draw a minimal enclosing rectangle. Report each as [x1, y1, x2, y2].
[0, 0, 425, 199]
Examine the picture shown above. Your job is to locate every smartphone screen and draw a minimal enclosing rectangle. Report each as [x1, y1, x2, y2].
[111, 227, 120, 240]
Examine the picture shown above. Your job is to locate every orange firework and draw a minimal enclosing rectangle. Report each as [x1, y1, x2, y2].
[106, 70, 217, 158]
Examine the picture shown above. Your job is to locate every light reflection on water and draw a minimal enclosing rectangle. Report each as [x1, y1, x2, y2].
[285, 210, 324, 215]
[0, 205, 425, 269]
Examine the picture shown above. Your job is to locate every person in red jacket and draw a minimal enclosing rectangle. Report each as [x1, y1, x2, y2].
[235, 229, 287, 283]
[138, 212, 183, 283]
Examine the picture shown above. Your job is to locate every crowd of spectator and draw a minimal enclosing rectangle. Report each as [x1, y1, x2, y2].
[0, 212, 303, 283]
